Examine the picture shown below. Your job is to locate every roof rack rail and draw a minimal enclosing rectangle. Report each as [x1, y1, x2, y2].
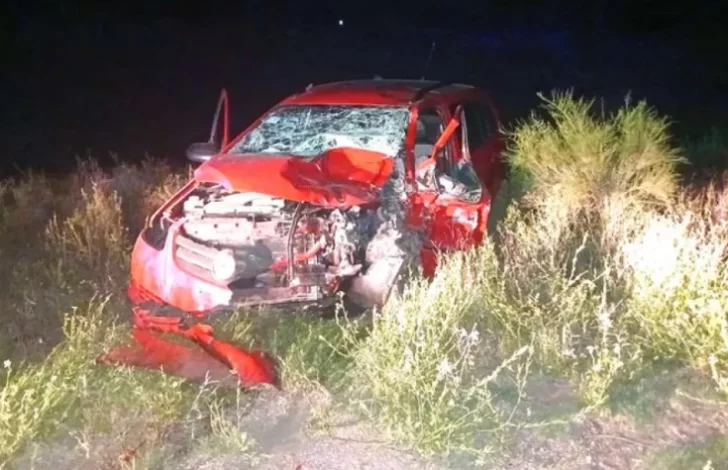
[409, 81, 449, 103]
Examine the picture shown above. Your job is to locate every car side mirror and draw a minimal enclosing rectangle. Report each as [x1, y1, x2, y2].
[186, 141, 219, 163]
[187, 88, 230, 164]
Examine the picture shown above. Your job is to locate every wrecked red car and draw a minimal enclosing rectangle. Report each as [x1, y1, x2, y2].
[99, 79, 507, 388]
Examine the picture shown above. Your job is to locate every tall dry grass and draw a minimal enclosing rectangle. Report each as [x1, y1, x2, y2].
[332, 91, 728, 464]
[0, 158, 251, 468]
[2, 91, 728, 467]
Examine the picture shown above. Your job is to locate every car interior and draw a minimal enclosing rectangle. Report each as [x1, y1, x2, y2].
[413, 109, 483, 203]
[413, 111, 443, 168]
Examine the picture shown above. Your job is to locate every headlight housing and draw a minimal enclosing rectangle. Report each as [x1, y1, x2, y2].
[211, 249, 237, 282]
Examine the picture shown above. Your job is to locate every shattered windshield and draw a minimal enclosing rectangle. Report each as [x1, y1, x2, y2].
[229, 105, 410, 158]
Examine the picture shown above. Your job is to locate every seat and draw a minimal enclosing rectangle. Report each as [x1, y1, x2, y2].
[413, 114, 441, 167]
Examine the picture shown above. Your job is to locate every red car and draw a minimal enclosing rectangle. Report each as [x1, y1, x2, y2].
[101, 79, 507, 388]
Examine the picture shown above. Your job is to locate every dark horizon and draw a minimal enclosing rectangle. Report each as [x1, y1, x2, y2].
[2, 0, 727, 176]
[5, 1, 726, 33]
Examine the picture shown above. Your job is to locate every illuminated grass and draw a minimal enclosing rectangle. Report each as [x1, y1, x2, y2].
[1, 91, 728, 467]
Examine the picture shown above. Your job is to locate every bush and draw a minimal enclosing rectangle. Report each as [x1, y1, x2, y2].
[506, 90, 686, 218]
[485, 91, 728, 408]
[44, 184, 129, 279]
[619, 194, 728, 395]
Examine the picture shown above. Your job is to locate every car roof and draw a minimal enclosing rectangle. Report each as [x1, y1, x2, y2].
[279, 79, 477, 107]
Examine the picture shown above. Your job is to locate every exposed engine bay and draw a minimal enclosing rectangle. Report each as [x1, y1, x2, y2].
[172, 183, 381, 306]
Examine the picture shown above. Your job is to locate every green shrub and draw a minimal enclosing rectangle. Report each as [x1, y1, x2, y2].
[506, 90, 685, 218]
[44, 184, 129, 280]
[486, 90, 728, 408]
[476, 212, 637, 409]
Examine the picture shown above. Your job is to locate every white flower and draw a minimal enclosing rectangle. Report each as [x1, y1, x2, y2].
[468, 329, 480, 345]
[3, 360, 10, 369]
[436, 358, 453, 382]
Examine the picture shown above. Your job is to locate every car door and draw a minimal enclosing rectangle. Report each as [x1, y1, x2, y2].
[459, 99, 507, 198]
[409, 104, 491, 277]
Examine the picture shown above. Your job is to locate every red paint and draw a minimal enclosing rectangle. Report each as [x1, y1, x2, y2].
[98, 303, 279, 388]
[130, 221, 234, 313]
[113, 79, 507, 390]
[184, 324, 279, 388]
[194, 147, 394, 208]
[281, 80, 432, 107]
[97, 327, 235, 383]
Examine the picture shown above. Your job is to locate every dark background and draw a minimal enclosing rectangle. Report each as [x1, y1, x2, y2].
[2, 1, 727, 177]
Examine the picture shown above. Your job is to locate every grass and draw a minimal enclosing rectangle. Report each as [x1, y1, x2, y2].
[343, 256, 534, 458]
[642, 434, 728, 470]
[2, 91, 728, 468]
[0, 158, 243, 468]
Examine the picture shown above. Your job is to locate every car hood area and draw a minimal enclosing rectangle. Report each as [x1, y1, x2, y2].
[192, 147, 396, 208]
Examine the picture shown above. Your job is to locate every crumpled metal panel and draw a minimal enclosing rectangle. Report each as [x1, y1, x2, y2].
[366, 153, 425, 264]
[193, 148, 395, 208]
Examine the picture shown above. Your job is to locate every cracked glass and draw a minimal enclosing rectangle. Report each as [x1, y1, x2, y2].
[229, 105, 410, 159]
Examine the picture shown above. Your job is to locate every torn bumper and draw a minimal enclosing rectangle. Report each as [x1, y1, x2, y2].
[130, 220, 234, 313]
[129, 220, 339, 314]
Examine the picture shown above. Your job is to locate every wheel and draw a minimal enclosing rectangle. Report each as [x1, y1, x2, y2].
[343, 252, 421, 319]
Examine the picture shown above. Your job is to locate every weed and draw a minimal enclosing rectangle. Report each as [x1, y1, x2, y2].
[197, 396, 260, 465]
[641, 434, 728, 470]
[345, 252, 533, 457]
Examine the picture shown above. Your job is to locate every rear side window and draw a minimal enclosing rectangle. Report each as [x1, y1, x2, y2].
[462, 102, 497, 150]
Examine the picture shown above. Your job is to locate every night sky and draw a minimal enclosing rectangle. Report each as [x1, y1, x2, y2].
[2, 1, 727, 176]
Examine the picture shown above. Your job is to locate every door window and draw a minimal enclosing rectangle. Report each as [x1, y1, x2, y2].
[440, 107, 484, 203]
[462, 101, 497, 153]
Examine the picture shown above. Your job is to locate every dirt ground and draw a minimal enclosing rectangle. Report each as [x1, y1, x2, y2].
[13, 368, 728, 470]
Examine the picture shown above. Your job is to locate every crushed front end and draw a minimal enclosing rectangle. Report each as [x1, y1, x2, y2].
[130, 181, 378, 314]
[99, 181, 381, 389]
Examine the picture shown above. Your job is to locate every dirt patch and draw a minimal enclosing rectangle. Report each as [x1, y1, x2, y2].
[495, 372, 728, 470]
[170, 389, 445, 470]
[11, 372, 728, 470]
